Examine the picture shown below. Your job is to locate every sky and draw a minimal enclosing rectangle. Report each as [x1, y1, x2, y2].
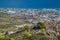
[0, 0, 60, 8]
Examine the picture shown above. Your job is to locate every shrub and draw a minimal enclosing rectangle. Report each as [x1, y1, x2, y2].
[37, 22, 45, 29]
[0, 34, 6, 40]
[23, 31, 32, 38]
[24, 25, 31, 31]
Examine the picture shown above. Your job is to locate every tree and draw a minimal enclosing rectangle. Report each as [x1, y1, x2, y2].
[37, 21, 45, 29]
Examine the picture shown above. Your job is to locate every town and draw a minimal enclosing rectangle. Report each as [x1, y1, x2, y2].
[0, 8, 60, 40]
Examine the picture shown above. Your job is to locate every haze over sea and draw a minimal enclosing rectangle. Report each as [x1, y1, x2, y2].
[0, 0, 60, 9]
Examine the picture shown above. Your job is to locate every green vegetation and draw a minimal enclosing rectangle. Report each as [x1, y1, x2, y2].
[0, 12, 10, 18]
[24, 25, 31, 31]
[57, 36, 60, 40]
[0, 34, 5, 39]
[0, 34, 10, 40]
[32, 21, 46, 30]
[23, 31, 32, 38]
[18, 28, 24, 32]
[37, 21, 45, 29]
[0, 24, 14, 28]
[0, 12, 59, 40]
[32, 33, 49, 40]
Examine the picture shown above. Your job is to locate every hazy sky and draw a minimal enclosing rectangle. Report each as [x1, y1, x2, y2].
[0, 0, 60, 8]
